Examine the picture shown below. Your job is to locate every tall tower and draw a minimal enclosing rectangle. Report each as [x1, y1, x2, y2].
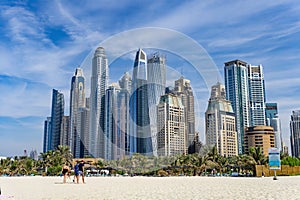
[266, 103, 282, 151]
[70, 68, 86, 158]
[248, 64, 266, 126]
[224, 60, 250, 154]
[50, 89, 64, 150]
[43, 117, 51, 153]
[205, 82, 238, 157]
[290, 110, 300, 157]
[173, 77, 195, 153]
[118, 73, 132, 157]
[89, 47, 109, 158]
[104, 83, 121, 160]
[130, 49, 152, 155]
[147, 53, 166, 156]
[157, 94, 185, 156]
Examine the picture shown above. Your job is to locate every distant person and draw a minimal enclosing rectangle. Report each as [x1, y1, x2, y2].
[73, 161, 80, 183]
[78, 160, 85, 184]
[62, 162, 70, 184]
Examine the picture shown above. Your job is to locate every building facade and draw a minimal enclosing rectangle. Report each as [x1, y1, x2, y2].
[205, 82, 238, 157]
[43, 117, 51, 153]
[147, 53, 166, 156]
[224, 60, 250, 154]
[89, 47, 109, 158]
[118, 73, 132, 157]
[157, 94, 185, 156]
[50, 89, 65, 150]
[173, 77, 195, 153]
[104, 84, 121, 160]
[248, 64, 266, 126]
[130, 49, 152, 155]
[69, 68, 86, 158]
[244, 126, 275, 156]
[290, 110, 300, 157]
[266, 103, 282, 151]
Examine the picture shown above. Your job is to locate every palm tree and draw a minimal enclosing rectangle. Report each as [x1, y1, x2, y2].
[249, 147, 267, 165]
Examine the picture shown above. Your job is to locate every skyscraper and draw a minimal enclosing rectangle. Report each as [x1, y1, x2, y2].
[147, 53, 166, 156]
[89, 47, 109, 158]
[50, 89, 64, 150]
[61, 116, 70, 146]
[104, 84, 120, 160]
[157, 94, 185, 156]
[290, 110, 300, 157]
[266, 103, 282, 151]
[224, 60, 250, 154]
[173, 77, 195, 153]
[70, 68, 86, 158]
[43, 117, 51, 153]
[205, 82, 238, 157]
[130, 49, 152, 155]
[118, 73, 132, 157]
[248, 64, 266, 126]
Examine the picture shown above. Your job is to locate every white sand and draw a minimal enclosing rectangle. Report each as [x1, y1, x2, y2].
[0, 176, 300, 200]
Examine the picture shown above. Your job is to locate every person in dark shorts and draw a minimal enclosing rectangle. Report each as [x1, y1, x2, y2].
[78, 160, 85, 184]
[62, 162, 70, 183]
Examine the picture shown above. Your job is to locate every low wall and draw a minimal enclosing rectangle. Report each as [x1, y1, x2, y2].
[255, 165, 300, 176]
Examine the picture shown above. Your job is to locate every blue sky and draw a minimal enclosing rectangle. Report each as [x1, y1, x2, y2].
[0, 0, 300, 157]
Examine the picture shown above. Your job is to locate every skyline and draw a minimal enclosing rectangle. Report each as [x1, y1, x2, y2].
[1, 0, 300, 156]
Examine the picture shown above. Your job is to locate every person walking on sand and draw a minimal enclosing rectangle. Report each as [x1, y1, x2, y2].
[62, 162, 70, 184]
[78, 160, 85, 184]
[73, 161, 79, 183]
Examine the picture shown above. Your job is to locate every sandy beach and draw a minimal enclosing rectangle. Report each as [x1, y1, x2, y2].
[0, 176, 300, 200]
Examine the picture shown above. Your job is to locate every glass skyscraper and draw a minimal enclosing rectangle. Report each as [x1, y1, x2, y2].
[147, 53, 166, 156]
[130, 49, 152, 155]
[290, 110, 300, 157]
[89, 47, 109, 158]
[248, 64, 266, 126]
[266, 103, 282, 150]
[50, 89, 65, 150]
[224, 60, 250, 154]
[118, 73, 132, 157]
[69, 68, 86, 158]
[104, 84, 120, 160]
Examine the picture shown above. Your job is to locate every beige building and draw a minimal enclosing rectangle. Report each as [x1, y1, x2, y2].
[173, 77, 195, 152]
[205, 82, 238, 157]
[244, 125, 275, 156]
[157, 94, 185, 156]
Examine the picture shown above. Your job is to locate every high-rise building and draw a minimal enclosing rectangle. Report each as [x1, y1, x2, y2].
[70, 68, 86, 158]
[224, 60, 250, 154]
[104, 84, 121, 160]
[290, 110, 300, 157]
[130, 49, 152, 155]
[205, 82, 238, 157]
[173, 77, 195, 153]
[89, 47, 109, 158]
[244, 125, 275, 156]
[248, 64, 266, 126]
[61, 116, 70, 146]
[147, 53, 166, 156]
[43, 117, 51, 153]
[50, 89, 64, 150]
[157, 94, 185, 156]
[266, 103, 282, 151]
[118, 73, 132, 157]
[78, 98, 90, 158]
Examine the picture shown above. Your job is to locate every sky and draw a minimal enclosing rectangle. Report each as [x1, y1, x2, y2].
[0, 0, 300, 157]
